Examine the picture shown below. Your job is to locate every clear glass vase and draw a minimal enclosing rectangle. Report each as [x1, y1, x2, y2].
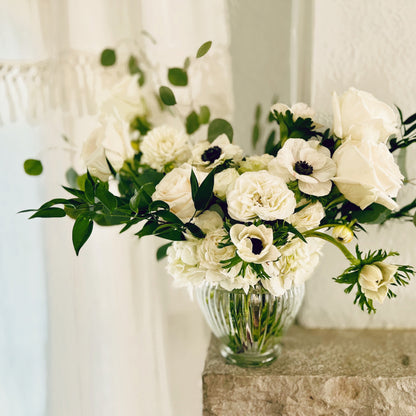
[195, 282, 305, 367]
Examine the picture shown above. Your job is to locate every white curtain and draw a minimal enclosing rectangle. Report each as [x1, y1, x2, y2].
[1, 1, 232, 415]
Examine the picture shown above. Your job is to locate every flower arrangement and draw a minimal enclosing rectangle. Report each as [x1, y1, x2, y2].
[23, 41, 416, 316]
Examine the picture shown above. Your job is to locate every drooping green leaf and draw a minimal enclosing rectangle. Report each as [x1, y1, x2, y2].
[159, 86, 176, 106]
[207, 118, 233, 143]
[96, 183, 117, 211]
[72, 215, 94, 255]
[199, 106, 210, 124]
[168, 67, 188, 86]
[186, 111, 200, 134]
[156, 243, 172, 261]
[196, 41, 212, 58]
[29, 207, 66, 219]
[24, 159, 43, 176]
[39, 198, 76, 210]
[100, 49, 116, 66]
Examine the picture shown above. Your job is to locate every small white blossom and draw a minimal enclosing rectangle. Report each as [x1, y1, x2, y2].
[271, 102, 315, 121]
[288, 201, 325, 232]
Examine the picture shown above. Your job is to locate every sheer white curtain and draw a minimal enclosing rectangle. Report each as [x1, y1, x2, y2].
[1, 1, 232, 415]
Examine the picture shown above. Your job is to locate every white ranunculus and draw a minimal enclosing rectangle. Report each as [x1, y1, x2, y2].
[288, 201, 325, 232]
[100, 75, 147, 122]
[190, 134, 244, 171]
[333, 140, 403, 210]
[358, 262, 397, 303]
[332, 87, 398, 143]
[152, 163, 207, 222]
[140, 126, 191, 172]
[166, 240, 205, 287]
[230, 224, 279, 264]
[81, 115, 134, 181]
[238, 154, 274, 173]
[269, 138, 337, 197]
[213, 168, 240, 200]
[227, 170, 296, 222]
[271, 102, 315, 121]
[197, 229, 235, 270]
[193, 210, 223, 234]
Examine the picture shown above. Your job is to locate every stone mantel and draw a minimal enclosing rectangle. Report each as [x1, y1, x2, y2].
[202, 326, 416, 415]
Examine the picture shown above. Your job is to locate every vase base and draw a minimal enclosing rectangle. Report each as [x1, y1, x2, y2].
[220, 344, 281, 368]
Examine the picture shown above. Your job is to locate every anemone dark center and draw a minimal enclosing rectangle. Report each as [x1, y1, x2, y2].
[201, 146, 222, 163]
[249, 237, 263, 255]
[294, 160, 313, 175]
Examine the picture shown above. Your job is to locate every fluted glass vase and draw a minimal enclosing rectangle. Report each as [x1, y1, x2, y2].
[195, 282, 305, 367]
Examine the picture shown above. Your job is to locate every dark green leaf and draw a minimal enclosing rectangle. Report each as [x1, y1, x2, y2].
[168, 67, 188, 86]
[190, 170, 199, 204]
[157, 243, 172, 261]
[136, 220, 159, 237]
[100, 49, 116, 66]
[105, 158, 117, 177]
[72, 215, 94, 255]
[84, 173, 95, 204]
[199, 106, 210, 124]
[149, 200, 170, 211]
[252, 124, 260, 149]
[159, 86, 176, 106]
[96, 183, 117, 211]
[207, 118, 233, 143]
[255, 104, 261, 122]
[404, 112, 416, 125]
[136, 170, 164, 187]
[265, 130, 276, 154]
[29, 207, 66, 219]
[196, 41, 212, 58]
[128, 55, 140, 74]
[62, 185, 85, 199]
[24, 159, 43, 176]
[352, 203, 391, 224]
[154, 229, 184, 241]
[405, 122, 416, 136]
[194, 168, 216, 211]
[186, 111, 200, 134]
[156, 210, 183, 225]
[185, 222, 205, 238]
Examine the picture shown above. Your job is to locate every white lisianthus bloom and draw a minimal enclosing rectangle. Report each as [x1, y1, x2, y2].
[238, 154, 274, 173]
[271, 102, 315, 121]
[100, 75, 147, 122]
[332, 88, 398, 143]
[358, 262, 397, 303]
[227, 171, 296, 222]
[190, 134, 244, 171]
[197, 229, 235, 270]
[192, 210, 223, 234]
[166, 240, 205, 287]
[269, 138, 336, 197]
[152, 163, 207, 222]
[230, 224, 279, 264]
[140, 126, 191, 172]
[213, 168, 240, 200]
[333, 140, 403, 210]
[288, 201, 325, 232]
[81, 114, 134, 181]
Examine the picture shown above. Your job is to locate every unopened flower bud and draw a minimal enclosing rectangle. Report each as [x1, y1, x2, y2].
[332, 225, 354, 244]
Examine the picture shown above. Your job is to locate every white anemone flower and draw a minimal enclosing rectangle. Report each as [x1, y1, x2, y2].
[269, 138, 336, 196]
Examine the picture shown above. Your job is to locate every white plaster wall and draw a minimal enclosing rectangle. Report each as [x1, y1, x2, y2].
[298, 0, 416, 328]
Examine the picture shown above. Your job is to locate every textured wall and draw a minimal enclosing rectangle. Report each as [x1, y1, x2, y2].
[298, 0, 416, 328]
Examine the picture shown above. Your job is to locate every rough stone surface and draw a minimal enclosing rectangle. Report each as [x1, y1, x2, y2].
[203, 326, 416, 415]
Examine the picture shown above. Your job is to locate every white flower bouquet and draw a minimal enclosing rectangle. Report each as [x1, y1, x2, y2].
[24, 42, 416, 318]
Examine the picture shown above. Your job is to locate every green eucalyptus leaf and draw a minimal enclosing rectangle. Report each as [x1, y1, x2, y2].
[128, 55, 140, 74]
[65, 168, 78, 187]
[186, 111, 200, 134]
[183, 57, 191, 70]
[199, 106, 210, 124]
[196, 41, 212, 58]
[100, 49, 116, 66]
[72, 215, 94, 255]
[159, 86, 176, 106]
[24, 159, 43, 176]
[168, 67, 188, 86]
[207, 118, 233, 143]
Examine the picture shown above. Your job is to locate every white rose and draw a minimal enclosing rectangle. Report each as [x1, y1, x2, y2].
[358, 262, 397, 303]
[230, 224, 279, 263]
[238, 154, 274, 173]
[333, 140, 403, 210]
[190, 134, 244, 171]
[166, 240, 205, 287]
[152, 163, 207, 222]
[271, 102, 315, 121]
[227, 171, 296, 222]
[197, 229, 235, 270]
[193, 210, 223, 234]
[269, 138, 337, 197]
[81, 115, 134, 181]
[213, 168, 240, 200]
[100, 75, 147, 122]
[288, 201, 325, 232]
[332, 87, 398, 143]
[141, 126, 191, 172]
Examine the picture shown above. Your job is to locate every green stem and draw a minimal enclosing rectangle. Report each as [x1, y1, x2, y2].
[303, 231, 359, 265]
[324, 196, 346, 209]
